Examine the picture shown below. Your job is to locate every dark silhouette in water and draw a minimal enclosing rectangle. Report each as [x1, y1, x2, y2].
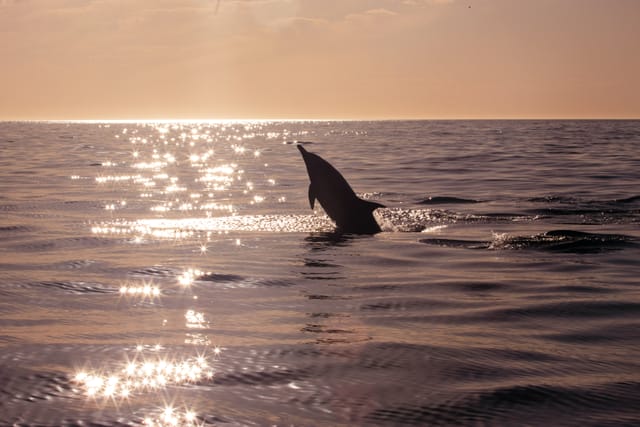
[420, 229, 638, 253]
[297, 145, 385, 234]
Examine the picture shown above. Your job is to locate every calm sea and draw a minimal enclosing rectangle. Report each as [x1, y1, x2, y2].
[1, 120, 639, 426]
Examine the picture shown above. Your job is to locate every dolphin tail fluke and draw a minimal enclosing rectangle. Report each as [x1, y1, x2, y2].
[359, 198, 385, 212]
[343, 198, 385, 234]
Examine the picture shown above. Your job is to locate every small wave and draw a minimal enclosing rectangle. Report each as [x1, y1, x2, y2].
[481, 212, 530, 219]
[9, 236, 116, 252]
[63, 330, 166, 341]
[0, 366, 73, 407]
[379, 208, 533, 232]
[526, 194, 640, 224]
[365, 381, 640, 426]
[481, 300, 640, 322]
[0, 204, 20, 212]
[301, 324, 354, 334]
[543, 322, 640, 344]
[491, 230, 637, 253]
[198, 272, 245, 283]
[614, 195, 640, 204]
[212, 367, 310, 386]
[198, 272, 293, 287]
[129, 267, 293, 288]
[304, 259, 342, 268]
[17, 281, 117, 294]
[130, 265, 179, 277]
[528, 207, 633, 216]
[452, 282, 509, 293]
[528, 195, 573, 203]
[418, 196, 483, 205]
[0, 224, 33, 233]
[304, 232, 354, 247]
[300, 272, 346, 281]
[419, 238, 490, 250]
[305, 294, 351, 300]
[377, 208, 457, 232]
[53, 259, 97, 270]
[0, 335, 18, 344]
[0, 318, 56, 327]
[421, 230, 637, 253]
[540, 284, 614, 294]
[360, 298, 471, 312]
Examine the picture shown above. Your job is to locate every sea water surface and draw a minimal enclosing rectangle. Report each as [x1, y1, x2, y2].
[1, 120, 639, 426]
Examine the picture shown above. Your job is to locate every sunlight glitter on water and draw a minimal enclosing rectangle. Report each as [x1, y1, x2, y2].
[69, 122, 336, 423]
[93, 122, 292, 219]
[87, 122, 323, 260]
[91, 212, 334, 240]
[73, 354, 214, 399]
[142, 406, 203, 427]
[65, 252, 227, 424]
[185, 310, 209, 329]
[178, 268, 210, 287]
[119, 283, 161, 298]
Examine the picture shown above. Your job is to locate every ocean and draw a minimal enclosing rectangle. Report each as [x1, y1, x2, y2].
[0, 120, 639, 426]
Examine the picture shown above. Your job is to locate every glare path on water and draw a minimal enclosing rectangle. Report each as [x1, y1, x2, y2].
[73, 123, 317, 425]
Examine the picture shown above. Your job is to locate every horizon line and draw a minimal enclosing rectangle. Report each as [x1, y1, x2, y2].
[1, 117, 639, 123]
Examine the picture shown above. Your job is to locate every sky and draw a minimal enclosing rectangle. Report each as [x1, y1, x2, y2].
[1, 0, 639, 120]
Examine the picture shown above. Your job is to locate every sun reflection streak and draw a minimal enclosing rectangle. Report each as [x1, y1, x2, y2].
[73, 353, 216, 400]
[81, 122, 333, 425]
[178, 268, 210, 287]
[91, 213, 334, 238]
[92, 122, 310, 228]
[119, 283, 161, 298]
[96, 174, 141, 183]
[142, 405, 203, 427]
[185, 310, 208, 329]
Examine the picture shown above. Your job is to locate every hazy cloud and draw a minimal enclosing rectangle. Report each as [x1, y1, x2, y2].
[1, 0, 639, 119]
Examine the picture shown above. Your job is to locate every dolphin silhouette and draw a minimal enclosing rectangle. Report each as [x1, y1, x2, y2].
[297, 145, 385, 234]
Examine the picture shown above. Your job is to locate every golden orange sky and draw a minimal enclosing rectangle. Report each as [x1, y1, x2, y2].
[1, 0, 639, 120]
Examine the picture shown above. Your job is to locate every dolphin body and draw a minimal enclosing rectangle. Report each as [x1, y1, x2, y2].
[297, 145, 385, 234]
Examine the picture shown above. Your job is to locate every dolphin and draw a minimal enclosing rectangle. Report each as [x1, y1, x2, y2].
[297, 145, 385, 234]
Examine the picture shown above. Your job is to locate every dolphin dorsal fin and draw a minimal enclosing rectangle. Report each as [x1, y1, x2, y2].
[308, 184, 316, 209]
